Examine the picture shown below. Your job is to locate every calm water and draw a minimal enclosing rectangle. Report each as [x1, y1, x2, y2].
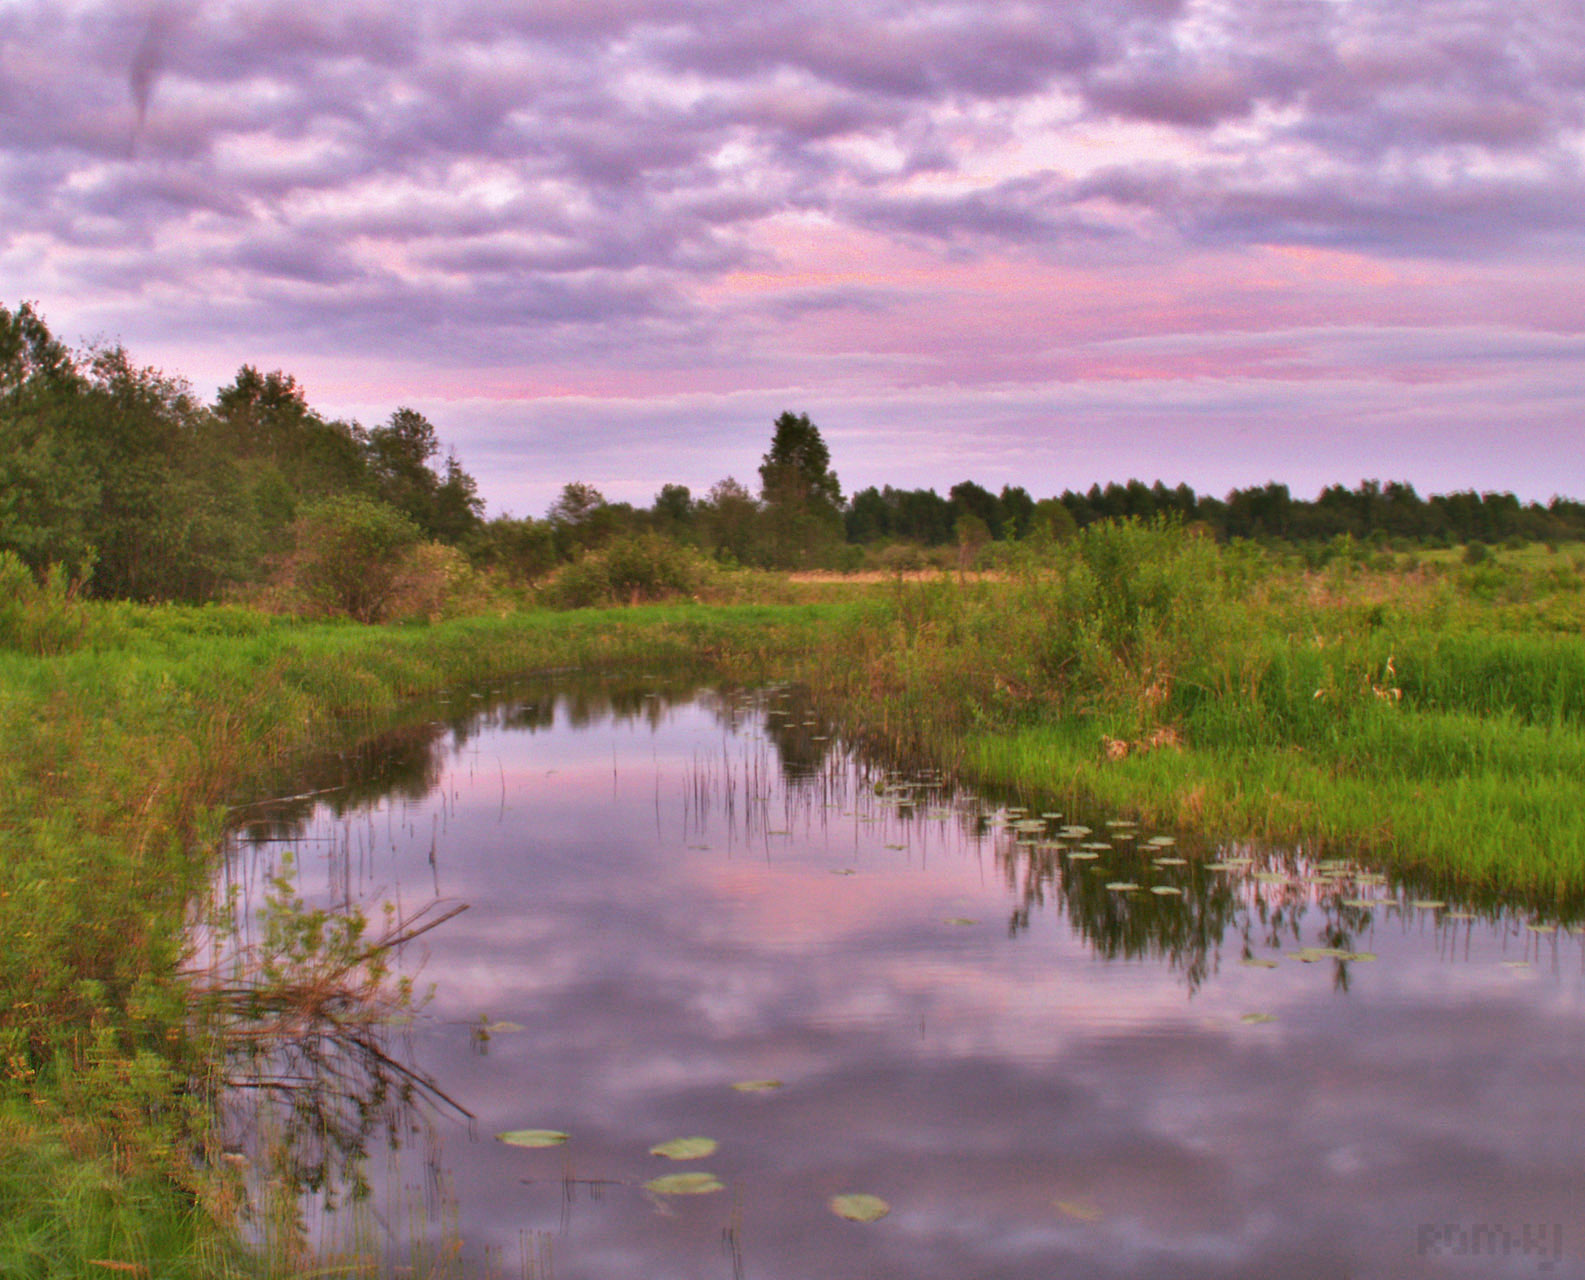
[218, 676, 1585, 1279]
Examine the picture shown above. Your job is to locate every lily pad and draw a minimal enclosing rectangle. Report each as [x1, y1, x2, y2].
[1067, 851, 1100, 861]
[1343, 951, 1377, 962]
[1105, 881, 1140, 892]
[1409, 899, 1447, 910]
[731, 1079, 784, 1092]
[831, 868, 857, 876]
[1150, 885, 1183, 896]
[829, 1193, 891, 1223]
[478, 1020, 525, 1034]
[650, 1137, 717, 1160]
[1145, 835, 1176, 848]
[645, 1172, 724, 1195]
[496, 1129, 569, 1148]
[943, 917, 978, 926]
[1240, 1012, 1276, 1024]
[1240, 957, 1280, 969]
[1152, 856, 1187, 867]
[1341, 898, 1384, 909]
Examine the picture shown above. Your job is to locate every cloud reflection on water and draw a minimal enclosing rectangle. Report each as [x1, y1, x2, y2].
[225, 679, 1585, 1279]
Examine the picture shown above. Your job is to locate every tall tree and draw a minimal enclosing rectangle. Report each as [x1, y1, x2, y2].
[758, 411, 842, 511]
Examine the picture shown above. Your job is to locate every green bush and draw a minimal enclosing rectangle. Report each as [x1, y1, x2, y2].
[0, 551, 98, 653]
[540, 534, 711, 608]
[274, 495, 422, 622]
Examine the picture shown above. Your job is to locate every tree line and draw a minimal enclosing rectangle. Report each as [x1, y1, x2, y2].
[3, 301, 1581, 604]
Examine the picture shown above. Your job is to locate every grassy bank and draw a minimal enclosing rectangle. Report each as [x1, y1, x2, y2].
[0, 599, 837, 1276]
[793, 526, 1585, 904]
[3, 527, 1583, 1271]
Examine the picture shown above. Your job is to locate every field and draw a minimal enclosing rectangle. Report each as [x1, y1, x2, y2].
[2, 525, 1582, 1273]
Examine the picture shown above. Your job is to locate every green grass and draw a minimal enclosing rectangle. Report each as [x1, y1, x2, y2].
[3, 529, 1584, 1270]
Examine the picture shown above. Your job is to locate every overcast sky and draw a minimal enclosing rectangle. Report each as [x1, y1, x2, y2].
[4, 0, 1582, 516]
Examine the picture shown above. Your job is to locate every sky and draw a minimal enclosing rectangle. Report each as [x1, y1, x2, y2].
[3, 0, 1583, 518]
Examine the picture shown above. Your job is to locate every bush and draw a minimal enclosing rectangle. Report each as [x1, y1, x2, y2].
[385, 542, 489, 622]
[274, 496, 423, 622]
[540, 534, 711, 608]
[0, 551, 98, 653]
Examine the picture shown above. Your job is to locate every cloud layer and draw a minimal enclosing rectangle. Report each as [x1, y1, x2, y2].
[3, 0, 1582, 511]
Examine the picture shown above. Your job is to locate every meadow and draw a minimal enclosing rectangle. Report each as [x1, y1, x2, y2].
[1, 523, 1582, 1274]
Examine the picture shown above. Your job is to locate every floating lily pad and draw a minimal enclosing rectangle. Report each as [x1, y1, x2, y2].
[831, 868, 857, 876]
[1067, 850, 1100, 860]
[1254, 872, 1289, 885]
[1343, 951, 1377, 962]
[1145, 836, 1176, 848]
[1409, 899, 1446, 910]
[1341, 898, 1384, 909]
[1447, 911, 1478, 921]
[1240, 1012, 1276, 1024]
[829, 1193, 890, 1223]
[1205, 862, 1243, 873]
[1152, 856, 1187, 866]
[478, 1020, 525, 1034]
[496, 1129, 569, 1148]
[731, 1079, 784, 1092]
[1525, 923, 1554, 933]
[650, 1137, 717, 1160]
[1501, 960, 1532, 970]
[1150, 885, 1183, 896]
[1105, 881, 1140, 892]
[645, 1172, 724, 1195]
[943, 917, 978, 926]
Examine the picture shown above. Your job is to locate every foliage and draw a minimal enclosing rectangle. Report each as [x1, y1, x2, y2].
[272, 495, 424, 622]
[759, 411, 842, 511]
[0, 551, 100, 654]
[540, 534, 712, 608]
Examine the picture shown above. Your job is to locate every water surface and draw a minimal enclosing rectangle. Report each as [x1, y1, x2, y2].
[219, 677, 1585, 1279]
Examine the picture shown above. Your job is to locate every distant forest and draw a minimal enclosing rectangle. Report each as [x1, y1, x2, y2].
[4, 300, 1582, 603]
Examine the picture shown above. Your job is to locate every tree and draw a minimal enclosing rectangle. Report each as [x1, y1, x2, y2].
[698, 477, 759, 564]
[651, 484, 695, 536]
[759, 412, 842, 511]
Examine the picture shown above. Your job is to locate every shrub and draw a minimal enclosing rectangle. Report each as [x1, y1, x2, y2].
[274, 496, 422, 622]
[540, 534, 711, 608]
[385, 542, 489, 622]
[0, 551, 97, 653]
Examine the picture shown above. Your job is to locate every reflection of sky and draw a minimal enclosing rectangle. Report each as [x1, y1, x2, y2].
[228, 690, 1585, 1280]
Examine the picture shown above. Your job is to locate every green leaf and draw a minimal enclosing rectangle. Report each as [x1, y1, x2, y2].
[830, 1193, 891, 1223]
[496, 1129, 569, 1148]
[645, 1172, 724, 1195]
[731, 1079, 784, 1092]
[649, 1137, 717, 1160]
[1240, 1012, 1276, 1024]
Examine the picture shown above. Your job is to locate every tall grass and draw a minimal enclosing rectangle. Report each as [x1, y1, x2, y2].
[786, 521, 1585, 899]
